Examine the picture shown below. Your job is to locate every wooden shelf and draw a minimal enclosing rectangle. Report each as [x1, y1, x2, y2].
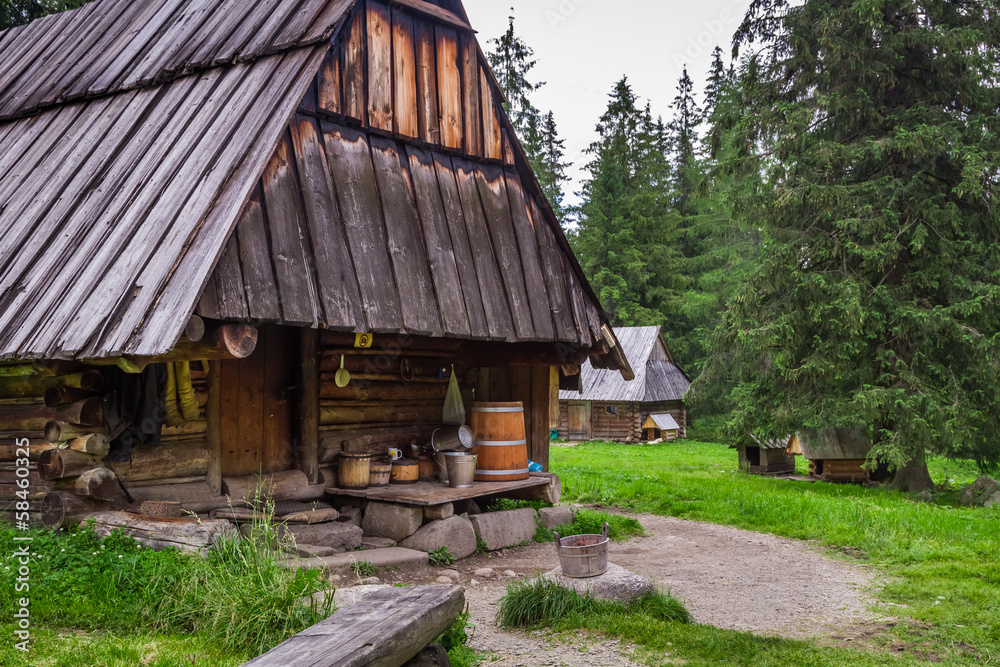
[325, 473, 553, 506]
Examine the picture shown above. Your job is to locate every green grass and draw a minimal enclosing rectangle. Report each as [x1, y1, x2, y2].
[0, 501, 334, 666]
[348, 559, 378, 578]
[497, 578, 690, 628]
[549, 440, 1000, 665]
[429, 546, 456, 566]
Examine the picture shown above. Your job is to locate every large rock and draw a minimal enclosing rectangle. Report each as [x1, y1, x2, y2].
[538, 506, 574, 530]
[470, 508, 537, 551]
[534, 562, 655, 602]
[399, 515, 477, 559]
[424, 503, 454, 521]
[362, 502, 423, 541]
[338, 506, 363, 527]
[280, 522, 363, 552]
[959, 477, 1000, 507]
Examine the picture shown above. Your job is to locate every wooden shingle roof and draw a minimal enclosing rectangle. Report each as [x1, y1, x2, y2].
[559, 326, 690, 402]
[0, 0, 629, 373]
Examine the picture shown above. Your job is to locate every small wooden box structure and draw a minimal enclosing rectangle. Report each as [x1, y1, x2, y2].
[642, 413, 680, 442]
[734, 434, 797, 475]
[799, 428, 873, 483]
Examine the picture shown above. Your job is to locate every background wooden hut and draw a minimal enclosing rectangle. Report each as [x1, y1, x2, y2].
[557, 326, 689, 442]
[733, 435, 798, 475]
[0, 0, 631, 528]
[799, 428, 873, 483]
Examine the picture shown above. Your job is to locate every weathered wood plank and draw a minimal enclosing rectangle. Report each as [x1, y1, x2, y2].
[366, 0, 393, 132]
[474, 164, 535, 340]
[389, 0, 473, 32]
[391, 10, 418, 139]
[212, 233, 249, 321]
[261, 131, 320, 326]
[369, 135, 442, 336]
[269, 0, 334, 50]
[528, 198, 577, 342]
[430, 152, 489, 339]
[162, 0, 256, 74]
[342, 4, 367, 123]
[242, 586, 465, 667]
[300, 328, 320, 484]
[460, 33, 482, 158]
[481, 66, 502, 160]
[212, 0, 285, 64]
[329, 475, 555, 506]
[504, 170, 556, 340]
[206, 360, 222, 494]
[503, 129, 516, 166]
[321, 122, 403, 331]
[288, 115, 365, 329]
[404, 146, 471, 337]
[413, 17, 439, 145]
[317, 42, 343, 116]
[236, 188, 283, 322]
[435, 25, 462, 150]
[262, 326, 293, 473]
[451, 157, 515, 341]
[298, 0, 355, 44]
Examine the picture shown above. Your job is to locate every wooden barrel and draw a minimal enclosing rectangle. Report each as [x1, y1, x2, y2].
[469, 402, 529, 481]
[338, 453, 370, 489]
[369, 462, 391, 487]
[390, 459, 419, 484]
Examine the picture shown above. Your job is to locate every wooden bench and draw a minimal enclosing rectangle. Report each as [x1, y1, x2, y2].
[242, 585, 465, 667]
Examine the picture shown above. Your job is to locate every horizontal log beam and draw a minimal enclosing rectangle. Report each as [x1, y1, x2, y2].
[108, 439, 209, 483]
[0, 370, 103, 400]
[86, 324, 258, 374]
[0, 398, 103, 433]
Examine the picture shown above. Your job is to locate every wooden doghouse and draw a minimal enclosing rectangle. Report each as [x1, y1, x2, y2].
[0, 0, 633, 529]
[734, 435, 798, 475]
[799, 427, 873, 483]
[558, 327, 690, 442]
[642, 413, 680, 442]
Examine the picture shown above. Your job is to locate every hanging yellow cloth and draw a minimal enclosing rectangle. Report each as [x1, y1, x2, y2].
[175, 361, 199, 420]
[164, 363, 184, 427]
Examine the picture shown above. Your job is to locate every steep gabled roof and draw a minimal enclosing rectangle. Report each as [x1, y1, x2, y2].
[560, 326, 689, 402]
[0, 0, 629, 375]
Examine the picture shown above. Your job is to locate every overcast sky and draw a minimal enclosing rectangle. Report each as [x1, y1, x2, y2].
[463, 0, 754, 205]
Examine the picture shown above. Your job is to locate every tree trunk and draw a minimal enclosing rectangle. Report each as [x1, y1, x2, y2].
[889, 449, 935, 493]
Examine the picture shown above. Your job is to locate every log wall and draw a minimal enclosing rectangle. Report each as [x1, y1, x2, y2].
[557, 400, 687, 442]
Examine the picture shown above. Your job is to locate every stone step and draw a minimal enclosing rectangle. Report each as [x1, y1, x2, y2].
[280, 546, 429, 572]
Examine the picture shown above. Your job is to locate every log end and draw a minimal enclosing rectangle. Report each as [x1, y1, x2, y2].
[184, 315, 206, 343]
[37, 449, 64, 481]
[221, 324, 258, 359]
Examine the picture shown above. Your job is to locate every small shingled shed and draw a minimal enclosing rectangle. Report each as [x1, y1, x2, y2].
[558, 326, 690, 442]
[734, 434, 798, 475]
[642, 413, 680, 442]
[800, 427, 873, 483]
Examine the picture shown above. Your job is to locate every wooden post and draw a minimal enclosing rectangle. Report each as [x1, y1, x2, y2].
[206, 360, 222, 495]
[530, 366, 551, 471]
[300, 328, 320, 484]
[549, 366, 560, 429]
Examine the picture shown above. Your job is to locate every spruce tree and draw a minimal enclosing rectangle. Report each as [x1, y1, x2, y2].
[576, 78, 684, 327]
[486, 9, 542, 136]
[710, 0, 1000, 487]
[1, 0, 92, 29]
[667, 67, 701, 220]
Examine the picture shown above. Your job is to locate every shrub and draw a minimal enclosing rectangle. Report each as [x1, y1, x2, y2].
[429, 546, 456, 566]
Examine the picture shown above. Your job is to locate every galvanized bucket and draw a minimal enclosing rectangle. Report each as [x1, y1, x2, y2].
[553, 522, 609, 578]
[444, 452, 477, 488]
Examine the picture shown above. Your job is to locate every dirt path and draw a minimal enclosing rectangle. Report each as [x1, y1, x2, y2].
[374, 511, 882, 665]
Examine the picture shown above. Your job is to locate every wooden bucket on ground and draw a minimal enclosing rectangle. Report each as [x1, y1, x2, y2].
[339, 453, 370, 489]
[469, 402, 530, 481]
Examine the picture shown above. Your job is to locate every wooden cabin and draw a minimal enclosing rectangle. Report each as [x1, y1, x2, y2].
[0, 0, 632, 529]
[799, 427, 873, 483]
[558, 327, 689, 442]
[733, 435, 798, 475]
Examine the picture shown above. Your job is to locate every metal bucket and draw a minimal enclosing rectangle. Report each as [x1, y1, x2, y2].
[553, 522, 609, 578]
[444, 452, 477, 488]
[435, 452, 449, 483]
[432, 425, 476, 452]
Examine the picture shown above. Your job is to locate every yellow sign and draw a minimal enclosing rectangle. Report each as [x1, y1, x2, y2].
[354, 332, 373, 348]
